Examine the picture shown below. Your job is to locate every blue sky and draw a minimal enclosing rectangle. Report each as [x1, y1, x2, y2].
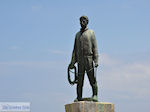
[0, 0, 150, 112]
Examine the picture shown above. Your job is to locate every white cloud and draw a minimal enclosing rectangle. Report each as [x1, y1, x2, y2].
[97, 53, 150, 100]
[99, 53, 121, 66]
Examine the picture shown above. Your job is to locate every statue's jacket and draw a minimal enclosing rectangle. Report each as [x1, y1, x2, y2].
[71, 29, 98, 65]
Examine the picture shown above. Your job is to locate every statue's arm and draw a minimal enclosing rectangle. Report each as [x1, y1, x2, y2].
[69, 36, 77, 68]
[92, 31, 99, 66]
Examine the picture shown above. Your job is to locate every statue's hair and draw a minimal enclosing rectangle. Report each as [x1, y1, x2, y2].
[80, 15, 89, 24]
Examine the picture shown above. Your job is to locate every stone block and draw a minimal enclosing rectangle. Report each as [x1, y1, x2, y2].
[65, 101, 114, 112]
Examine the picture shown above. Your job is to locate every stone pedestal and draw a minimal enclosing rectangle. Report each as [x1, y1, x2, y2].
[65, 101, 114, 112]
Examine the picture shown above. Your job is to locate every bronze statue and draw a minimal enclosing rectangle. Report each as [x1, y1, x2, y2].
[68, 16, 99, 102]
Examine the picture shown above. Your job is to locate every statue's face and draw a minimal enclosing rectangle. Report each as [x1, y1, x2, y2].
[80, 18, 88, 28]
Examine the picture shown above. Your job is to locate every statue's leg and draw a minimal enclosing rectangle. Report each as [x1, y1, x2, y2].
[76, 62, 85, 101]
[87, 68, 98, 96]
[86, 57, 98, 101]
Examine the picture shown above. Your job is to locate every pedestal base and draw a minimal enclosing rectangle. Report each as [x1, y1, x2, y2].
[65, 101, 114, 112]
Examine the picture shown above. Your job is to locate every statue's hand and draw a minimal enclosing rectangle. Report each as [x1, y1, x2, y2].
[69, 63, 75, 69]
[94, 63, 98, 68]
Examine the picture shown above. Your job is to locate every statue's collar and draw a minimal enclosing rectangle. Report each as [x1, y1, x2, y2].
[80, 27, 88, 33]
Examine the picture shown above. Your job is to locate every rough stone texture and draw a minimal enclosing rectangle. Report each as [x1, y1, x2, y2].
[65, 101, 114, 112]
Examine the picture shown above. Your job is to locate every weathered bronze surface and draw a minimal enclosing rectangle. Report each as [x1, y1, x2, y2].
[68, 16, 99, 102]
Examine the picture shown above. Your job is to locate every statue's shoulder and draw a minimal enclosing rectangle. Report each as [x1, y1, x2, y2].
[75, 31, 81, 38]
[76, 31, 80, 35]
[87, 29, 94, 33]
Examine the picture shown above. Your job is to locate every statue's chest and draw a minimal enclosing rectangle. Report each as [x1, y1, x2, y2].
[78, 32, 91, 44]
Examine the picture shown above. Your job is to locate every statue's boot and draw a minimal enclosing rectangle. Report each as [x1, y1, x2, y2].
[91, 83, 98, 102]
[74, 86, 83, 102]
[74, 98, 78, 102]
[92, 95, 98, 102]
[74, 97, 82, 102]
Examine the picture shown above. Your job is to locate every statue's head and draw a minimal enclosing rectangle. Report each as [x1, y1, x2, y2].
[80, 15, 89, 29]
